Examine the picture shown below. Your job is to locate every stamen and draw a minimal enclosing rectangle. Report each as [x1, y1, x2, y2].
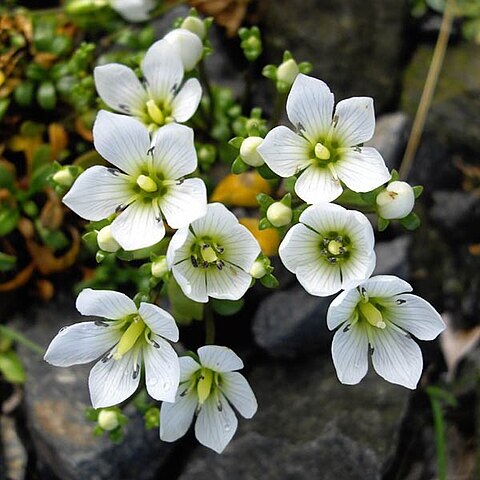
[136, 174, 158, 193]
[314, 142, 331, 160]
[95, 320, 109, 327]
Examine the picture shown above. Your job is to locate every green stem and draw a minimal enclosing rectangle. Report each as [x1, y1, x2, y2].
[427, 387, 449, 480]
[0, 325, 44, 356]
[204, 304, 215, 345]
[270, 91, 287, 127]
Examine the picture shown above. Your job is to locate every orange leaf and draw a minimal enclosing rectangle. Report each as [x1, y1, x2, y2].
[239, 217, 280, 256]
[48, 123, 68, 160]
[0, 263, 34, 292]
[39, 190, 64, 230]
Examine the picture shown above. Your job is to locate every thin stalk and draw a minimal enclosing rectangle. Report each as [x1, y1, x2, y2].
[428, 391, 448, 480]
[270, 91, 287, 127]
[399, 0, 456, 179]
[0, 324, 44, 356]
[204, 304, 215, 345]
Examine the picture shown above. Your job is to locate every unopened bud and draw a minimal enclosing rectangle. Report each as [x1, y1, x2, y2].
[98, 409, 119, 431]
[151, 257, 168, 278]
[97, 225, 120, 253]
[164, 29, 203, 71]
[250, 259, 267, 279]
[53, 168, 75, 188]
[240, 136, 264, 167]
[267, 202, 292, 227]
[276, 58, 299, 86]
[376, 181, 415, 220]
[181, 17, 206, 40]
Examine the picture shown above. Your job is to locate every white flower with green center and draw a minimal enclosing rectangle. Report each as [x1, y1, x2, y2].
[94, 39, 202, 130]
[279, 203, 375, 297]
[327, 275, 445, 389]
[63, 111, 207, 251]
[167, 203, 261, 303]
[110, 0, 154, 22]
[257, 74, 391, 204]
[44, 289, 180, 407]
[160, 346, 257, 453]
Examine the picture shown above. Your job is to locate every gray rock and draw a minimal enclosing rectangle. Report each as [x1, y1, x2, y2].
[0, 415, 27, 480]
[263, 0, 409, 113]
[13, 296, 173, 480]
[374, 236, 412, 280]
[179, 355, 410, 480]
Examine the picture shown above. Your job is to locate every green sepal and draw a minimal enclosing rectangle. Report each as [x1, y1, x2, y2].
[85, 407, 99, 421]
[144, 407, 160, 430]
[211, 298, 244, 316]
[283, 176, 297, 193]
[298, 62, 313, 74]
[256, 193, 275, 209]
[231, 156, 249, 174]
[400, 212, 421, 230]
[258, 217, 272, 230]
[390, 169, 400, 182]
[280, 193, 292, 207]
[377, 216, 390, 232]
[256, 163, 278, 180]
[262, 64, 277, 79]
[228, 136, 244, 149]
[260, 273, 279, 289]
[413, 185, 424, 199]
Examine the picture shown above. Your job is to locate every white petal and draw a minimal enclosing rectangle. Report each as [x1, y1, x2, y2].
[160, 388, 197, 442]
[332, 96, 375, 146]
[88, 345, 141, 408]
[336, 147, 390, 193]
[221, 372, 257, 419]
[256, 126, 311, 178]
[340, 251, 376, 291]
[153, 123, 198, 179]
[331, 322, 369, 385]
[326, 288, 362, 330]
[94, 65, 146, 116]
[299, 202, 349, 234]
[164, 29, 203, 72]
[195, 392, 238, 454]
[363, 275, 413, 298]
[110, 0, 154, 21]
[143, 337, 180, 402]
[294, 165, 343, 204]
[172, 259, 208, 303]
[286, 74, 334, 143]
[278, 223, 321, 274]
[347, 211, 375, 252]
[167, 227, 194, 267]
[160, 179, 207, 230]
[198, 345, 243, 372]
[218, 224, 261, 272]
[93, 110, 151, 176]
[138, 302, 179, 341]
[142, 39, 183, 103]
[44, 322, 121, 367]
[191, 203, 239, 239]
[76, 288, 137, 319]
[180, 356, 201, 382]
[386, 294, 445, 341]
[171, 78, 202, 122]
[206, 264, 252, 301]
[370, 325, 423, 389]
[62, 166, 131, 221]
[110, 200, 165, 251]
[296, 260, 343, 297]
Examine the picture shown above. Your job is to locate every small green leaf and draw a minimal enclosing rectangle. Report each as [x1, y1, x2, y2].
[262, 64, 277, 79]
[400, 212, 421, 230]
[413, 185, 424, 199]
[377, 216, 390, 232]
[258, 217, 272, 230]
[231, 156, 249, 174]
[0, 207, 20, 237]
[260, 273, 279, 289]
[228, 136, 244, 149]
[211, 298, 244, 316]
[256, 193, 275, 209]
[256, 163, 278, 180]
[0, 351, 26, 384]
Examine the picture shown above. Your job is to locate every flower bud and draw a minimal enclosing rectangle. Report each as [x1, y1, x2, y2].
[52, 168, 75, 188]
[98, 409, 119, 431]
[240, 136, 264, 167]
[181, 16, 206, 40]
[276, 58, 299, 87]
[267, 202, 292, 227]
[151, 256, 168, 278]
[97, 225, 121, 253]
[164, 29, 203, 71]
[376, 181, 415, 220]
[250, 259, 267, 279]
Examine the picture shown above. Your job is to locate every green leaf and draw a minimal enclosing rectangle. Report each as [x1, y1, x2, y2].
[228, 136, 244, 149]
[390, 169, 400, 182]
[377, 216, 390, 232]
[258, 217, 272, 230]
[231, 156, 249, 174]
[0, 351, 26, 384]
[0, 207, 20, 237]
[262, 64, 277, 79]
[211, 298, 244, 316]
[0, 252, 17, 272]
[400, 212, 421, 230]
[260, 273, 279, 289]
[413, 185, 424, 199]
[0, 162, 14, 188]
[167, 278, 204, 324]
[256, 163, 278, 180]
[256, 193, 275, 209]
[283, 176, 297, 193]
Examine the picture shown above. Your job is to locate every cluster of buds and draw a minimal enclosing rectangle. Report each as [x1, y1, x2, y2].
[263, 51, 313, 92]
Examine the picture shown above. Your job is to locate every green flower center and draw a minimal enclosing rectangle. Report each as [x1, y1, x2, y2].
[310, 137, 342, 168]
[144, 99, 174, 129]
[358, 300, 386, 329]
[319, 231, 350, 264]
[190, 236, 226, 270]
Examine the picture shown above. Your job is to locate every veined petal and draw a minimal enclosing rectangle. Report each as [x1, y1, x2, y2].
[143, 336, 180, 402]
[88, 345, 141, 408]
[195, 392, 238, 454]
[336, 147, 390, 193]
[160, 388, 197, 442]
[153, 123, 198, 179]
[294, 165, 343, 204]
[160, 178, 207, 230]
[172, 259, 208, 303]
[44, 322, 121, 367]
[93, 110, 151, 176]
[142, 39, 183, 103]
[206, 264, 252, 301]
[286, 74, 334, 143]
[278, 223, 321, 274]
[327, 288, 362, 330]
[76, 288, 137, 319]
[386, 294, 445, 341]
[180, 355, 201, 382]
[256, 126, 311, 177]
[190, 203, 239, 239]
[164, 29, 203, 72]
[94, 65, 147, 116]
[110, 200, 165, 251]
[171, 78, 202, 122]
[299, 202, 349, 235]
[296, 260, 342, 297]
[198, 345, 243, 372]
[219, 225, 261, 272]
[340, 251, 376, 291]
[221, 372, 257, 419]
[62, 166, 131, 221]
[363, 275, 413, 298]
[347, 211, 375, 252]
[370, 325, 423, 389]
[331, 321, 369, 385]
[332, 96, 375, 146]
[138, 302, 179, 342]
[167, 227, 194, 267]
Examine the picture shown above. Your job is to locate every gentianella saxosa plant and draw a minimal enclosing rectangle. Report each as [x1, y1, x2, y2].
[45, 10, 444, 454]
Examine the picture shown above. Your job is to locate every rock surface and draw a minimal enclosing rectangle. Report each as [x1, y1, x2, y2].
[179, 355, 410, 480]
[13, 297, 173, 480]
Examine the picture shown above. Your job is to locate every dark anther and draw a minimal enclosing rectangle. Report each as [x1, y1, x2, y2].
[118, 103, 131, 113]
[180, 388, 188, 397]
[217, 246, 224, 253]
[216, 260, 224, 271]
[338, 247, 346, 254]
[101, 352, 112, 363]
[143, 78, 149, 88]
[327, 257, 337, 264]
[335, 236, 343, 242]
[115, 204, 127, 213]
[176, 178, 184, 185]
[343, 324, 350, 333]
[202, 261, 209, 269]
[361, 287, 367, 296]
[396, 299, 406, 305]
[152, 340, 160, 349]
[94, 320, 109, 327]
[332, 115, 339, 128]
[202, 243, 210, 249]
[323, 238, 330, 246]
[296, 122, 305, 134]
[369, 345, 375, 355]
[132, 364, 140, 379]
[191, 255, 198, 268]
[320, 248, 328, 256]
[217, 400, 223, 412]
[353, 146, 362, 153]
[59, 326, 68, 333]
[147, 146, 155, 156]
[107, 168, 120, 176]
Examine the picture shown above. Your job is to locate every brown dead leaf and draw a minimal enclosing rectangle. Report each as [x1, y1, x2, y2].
[0, 263, 35, 292]
[33, 52, 57, 68]
[36, 279, 54, 301]
[468, 244, 480, 256]
[48, 123, 68, 160]
[39, 190, 64, 230]
[74, 116, 93, 142]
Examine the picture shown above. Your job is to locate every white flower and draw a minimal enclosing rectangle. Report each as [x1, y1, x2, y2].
[376, 181, 415, 220]
[160, 346, 257, 453]
[279, 202, 375, 297]
[44, 289, 181, 408]
[181, 16, 207, 40]
[257, 74, 391, 204]
[163, 29, 203, 72]
[239, 136, 264, 167]
[63, 111, 207, 251]
[167, 203, 261, 303]
[266, 202, 292, 227]
[276, 58, 299, 86]
[110, 0, 154, 22]
[97, 225, 120, 253]
[327, 275, 445, 389]
[94, 39, 202, 129]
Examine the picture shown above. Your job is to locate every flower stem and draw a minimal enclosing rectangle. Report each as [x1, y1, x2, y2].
[0, 325, 44, 356]
[204, 304, 215, 345]
[270, 90, 287, 127]
[399, 0, 456, 179]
